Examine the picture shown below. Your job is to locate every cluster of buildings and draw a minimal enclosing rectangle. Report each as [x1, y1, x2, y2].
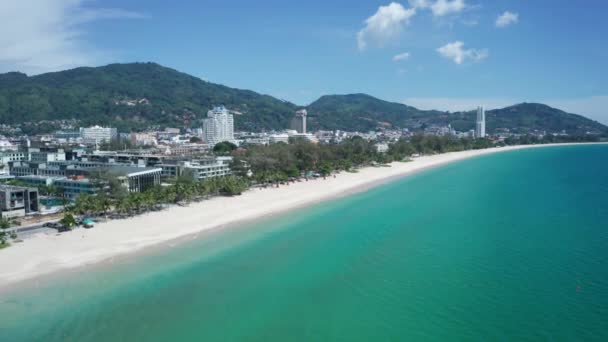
[0, 143, 233, 218]
[54, 126, 118, 145]
[0, 104, 495, 219]
[233, 109, 318, 146]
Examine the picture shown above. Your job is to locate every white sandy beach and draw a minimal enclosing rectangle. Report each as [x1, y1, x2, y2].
[0, 143, 600, 288]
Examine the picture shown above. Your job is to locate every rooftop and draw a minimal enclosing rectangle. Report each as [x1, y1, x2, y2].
[104, 166, 162, 177]
[0, 184, 37, 192]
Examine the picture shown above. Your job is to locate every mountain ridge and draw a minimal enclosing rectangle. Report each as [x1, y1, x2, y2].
[306, 93, 607, 135]
[0, 62, 605, 135]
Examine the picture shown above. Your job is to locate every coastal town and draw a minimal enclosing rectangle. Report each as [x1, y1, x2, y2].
[0, 103, 600, 246]
[3, 1, 608, 340]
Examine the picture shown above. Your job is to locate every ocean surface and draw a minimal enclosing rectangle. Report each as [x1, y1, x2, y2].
[2, 145, 608, 341]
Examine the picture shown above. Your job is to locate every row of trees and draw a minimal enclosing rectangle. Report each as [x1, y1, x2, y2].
[388, 135, 495, 160]
[504, 133, 603, 145]
[232, 137, 382, 184]
[232, 136, 498, 185]
[231, 133, 604, 185]
[68, 175, 249, 219]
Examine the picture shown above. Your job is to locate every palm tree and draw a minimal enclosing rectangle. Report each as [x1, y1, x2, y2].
[0, 229, 7, 247]
[96, 193, 112, 221]
[141, 191, 156, 212]
[0, 217, 11, 229]
[115, 196, 131, 217]
[147, 186, 165, 209]
[59, 213, 78, 229]
[129, 193, 143, 214]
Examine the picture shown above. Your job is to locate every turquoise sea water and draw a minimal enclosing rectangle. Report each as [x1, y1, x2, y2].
[1, 145, 608, 341]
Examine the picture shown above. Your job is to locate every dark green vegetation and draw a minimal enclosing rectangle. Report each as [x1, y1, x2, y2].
[307, 93, 443, 131]
[234, 134, 602, 185]
[59, 213, 78, 229]
[0, 63, 297, 132]
[233, 137, 384, 183]
[67, 176, 249, 222]
[235, 136, 496, 185]
[213, 141, 238, 155]
[0, 217, 12, 248]
[1, 63, 605, 135]
[308, 94, 608, 135]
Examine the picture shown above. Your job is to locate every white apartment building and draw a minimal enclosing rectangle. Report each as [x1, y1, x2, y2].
[475, 106, 486, 138]
[80, 126, 118, 144]
[287, 130, 318, 143]
[130, 132, 158, 146]
[0, 152, 28, 164]
[269, 134, 289, 144]
[160, 156, 232, 180]
[202, 106, 235, 147]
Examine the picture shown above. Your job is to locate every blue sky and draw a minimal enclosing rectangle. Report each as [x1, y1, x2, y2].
[1, 0, 607, 123]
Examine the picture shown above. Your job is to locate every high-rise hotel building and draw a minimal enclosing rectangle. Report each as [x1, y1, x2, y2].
[203, 106, 235, 146]
[475, 106, 486, 138]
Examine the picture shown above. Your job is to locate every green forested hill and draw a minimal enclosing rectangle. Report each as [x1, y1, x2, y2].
[306, 93, 444, 131]
[0, 63, 605, 135]
[0, 62, 297, 131]
[307, 94, 607, 135]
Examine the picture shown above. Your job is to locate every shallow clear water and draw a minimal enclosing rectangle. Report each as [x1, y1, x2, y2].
[2, 145, 608, 341]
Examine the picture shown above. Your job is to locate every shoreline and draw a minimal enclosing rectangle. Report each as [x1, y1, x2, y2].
[0, 143, 604, 289]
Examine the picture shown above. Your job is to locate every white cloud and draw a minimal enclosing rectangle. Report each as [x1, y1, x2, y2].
[437, 41, 488, 64]
[461, 18, 479, 27]
[402, 96, 608, 125]
[0, 0, 144, 75]
[431, 0, 466, 17]
[408, 0, 431, 9]
[357, 2, 416, 51]
[393, 52, 411, 61]
[496, 11, 519, 27]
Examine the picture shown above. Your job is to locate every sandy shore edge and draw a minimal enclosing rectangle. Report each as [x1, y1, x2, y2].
[0, 143, 603, 288]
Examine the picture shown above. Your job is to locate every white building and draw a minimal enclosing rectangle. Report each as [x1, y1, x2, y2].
[80, 126, 118, 144]
[286, 130, 318, 143]
[30, 149, 66, 163]
[243, 137, 270, 145]
[130, 132, 158, 146]
[160, 156, 232, 180]
[202, 106, 235, 146]
[375, 143, 389, 153]
[475, 106, 486, 138]
[269, 133, 289, 144]
[0, 139, 17, 151]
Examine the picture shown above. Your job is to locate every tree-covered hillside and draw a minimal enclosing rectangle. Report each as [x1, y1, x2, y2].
[0, 63, 605, 135]
[0, 63, 297, 131]
[307, 94, 607, 135]
[306, 94, 444, 132]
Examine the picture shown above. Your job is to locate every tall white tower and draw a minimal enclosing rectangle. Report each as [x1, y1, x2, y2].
[475, 106, 486, 138]
[203, 106, 235, 146]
